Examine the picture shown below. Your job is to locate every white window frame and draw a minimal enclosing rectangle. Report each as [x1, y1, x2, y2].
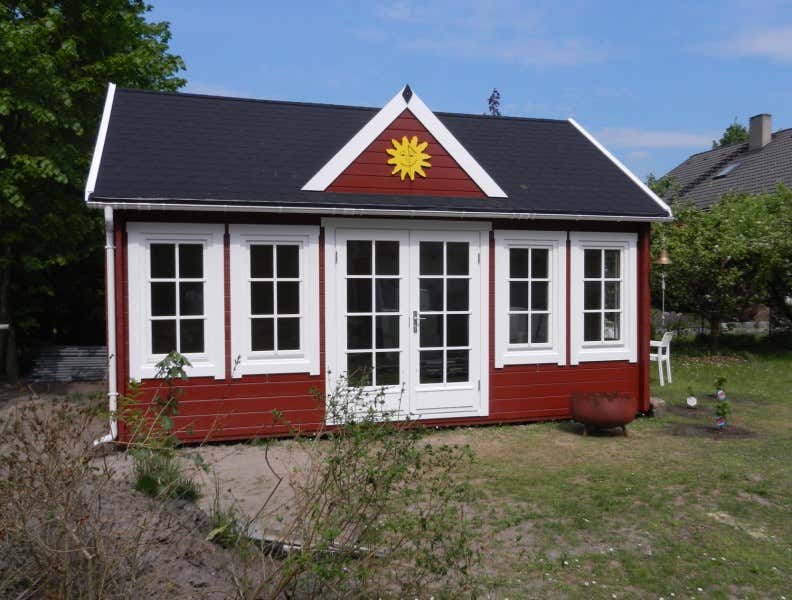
[494, 230, 566, 367]
[229, 225, 320, 377]
[570, 232, 637, 364]
[127, 222, 225, 380]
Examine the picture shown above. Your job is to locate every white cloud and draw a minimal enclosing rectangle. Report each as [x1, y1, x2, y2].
[627, 150, 650, 160]
[593, 127, 715, 149]
[367, 1, 608, 68]
[700, 25, 792, 62]
[181, 81, 249, 98]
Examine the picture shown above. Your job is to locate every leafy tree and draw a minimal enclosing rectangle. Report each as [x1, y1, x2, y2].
[647, 173, 680, 203]
[712, 119, 748, 148]
[487, 88, 501, 117]
[651, 185, 792, 335]
[0, 1, 185, 378]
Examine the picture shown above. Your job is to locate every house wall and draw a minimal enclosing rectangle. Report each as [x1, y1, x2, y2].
[113, 210, 650, 443]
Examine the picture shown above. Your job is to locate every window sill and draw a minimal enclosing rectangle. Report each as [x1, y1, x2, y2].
[232, 356, 319, 377]
[497, 348, 565, 367]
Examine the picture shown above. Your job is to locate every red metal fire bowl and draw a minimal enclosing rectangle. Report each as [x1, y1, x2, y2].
[569, 392, 638, 436]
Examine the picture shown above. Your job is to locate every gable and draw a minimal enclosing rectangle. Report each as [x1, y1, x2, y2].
[328, 109, 485, 197]
[303, 86, 507, 198]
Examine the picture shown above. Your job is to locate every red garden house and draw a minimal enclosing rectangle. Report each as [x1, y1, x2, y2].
[86, 85, 672, 443]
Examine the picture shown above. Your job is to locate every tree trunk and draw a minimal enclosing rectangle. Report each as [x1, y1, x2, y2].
[709, 317, 721, 338]
[0, 244, 19, 382]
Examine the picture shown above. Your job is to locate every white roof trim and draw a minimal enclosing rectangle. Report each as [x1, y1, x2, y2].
[86, 199, 673, 222]
[302, 86, 507, 198]
[85, 83, 117, 203]
[568, 117, 673, 218]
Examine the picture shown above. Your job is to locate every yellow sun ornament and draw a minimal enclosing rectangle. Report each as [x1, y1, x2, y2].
[386, 135, 431, 181]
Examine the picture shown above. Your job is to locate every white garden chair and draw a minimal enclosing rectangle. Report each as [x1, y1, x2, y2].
[649, 331, 674, 386]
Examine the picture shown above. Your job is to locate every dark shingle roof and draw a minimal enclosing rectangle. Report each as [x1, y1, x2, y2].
[663, 129, 792, 209]
[89, 88, 670, 219]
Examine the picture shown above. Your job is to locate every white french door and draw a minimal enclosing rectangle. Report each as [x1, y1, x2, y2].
[410, 231, 484, 416]
[326, 221, 489, 420]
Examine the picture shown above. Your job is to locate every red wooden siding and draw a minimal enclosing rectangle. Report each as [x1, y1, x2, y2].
[327, 109, 486, 197]
[113, 211, 649, 444]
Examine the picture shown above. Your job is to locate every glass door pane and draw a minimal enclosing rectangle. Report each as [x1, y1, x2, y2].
[345, 239, 402, 387]
[417, 241, 471, 384]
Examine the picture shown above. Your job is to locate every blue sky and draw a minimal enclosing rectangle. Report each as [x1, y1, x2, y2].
[149, 0, 792, 179]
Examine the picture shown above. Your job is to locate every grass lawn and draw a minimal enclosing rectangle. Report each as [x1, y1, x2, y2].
[431, 338, 791, 598]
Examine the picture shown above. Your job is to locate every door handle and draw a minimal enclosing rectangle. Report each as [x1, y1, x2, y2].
[413, 310, 418, 333]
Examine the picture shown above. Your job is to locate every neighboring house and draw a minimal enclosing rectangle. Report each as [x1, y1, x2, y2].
[86, 85, 672, 443]
[663, 114, 792, 208]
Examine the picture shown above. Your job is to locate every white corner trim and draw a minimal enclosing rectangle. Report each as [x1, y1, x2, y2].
[302, 86, 507, 198]
[229, 224, 320, 377]
[85, 83, 117, 203]
[494, 230, 567, 368]
[567, 118, 673, 218]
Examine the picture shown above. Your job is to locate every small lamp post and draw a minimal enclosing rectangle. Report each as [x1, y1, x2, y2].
[654, 248, 672, 330]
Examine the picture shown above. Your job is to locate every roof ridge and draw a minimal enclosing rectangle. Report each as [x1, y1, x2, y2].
[114, 86, 568, 124]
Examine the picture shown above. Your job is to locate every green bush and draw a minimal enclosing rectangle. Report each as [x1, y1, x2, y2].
[132, 449, 200, 501]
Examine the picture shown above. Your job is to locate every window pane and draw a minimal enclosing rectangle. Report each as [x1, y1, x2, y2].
[532, 314, 549, 344]
[179, 244, 203, 278]
[347, 279, 372, 313]
[531, 248, 549, 279]
[375, 279, 399, 312]
[347, 241, 371, 275]
[510, 248, 529, 278]
[180, 319, 204, 353]
[531, 281, 548, 311]
[584, 281, 601, 310]
[151, 319, 176, 354]
[605, 282, 620, 309]
[277, 317, 300, 350]
[419, 242, 443, 275]
[251, 282, 274, 315]
[509, 314, 529, 344]
[276, 245, 299, 278]
[446, 314, 469, 347]
[347, 352, 373, 386]
[420, 314, 443, 347]
[250, 245, 273, 278]
[419, 350, 443, 384]
[447, 242, 469, 275]
[604, 312, 621, 341]
[150, 244, 175, 278]
[447, 279, 469, 311]
[375, 315, 399, 349]
[584, 313, 601, 342]
[375, 241, 399, 275]
[277, 282, 300, 314]
[509, 282, 529, 311]
[420, 278, 443, 311]
[251, 318, 274, 351]
[151, 282, 176, 316]
[375, 352, 399, 386]
[584, 249, 601, 278]
[347, 316, 372, 350]
[446, 350, 469, 382]
[179, 282, 203, 316]
[604, 250, 620, 279]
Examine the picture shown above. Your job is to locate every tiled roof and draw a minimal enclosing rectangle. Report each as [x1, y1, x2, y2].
[89, 88, 670, 220]
[663, 129, 792, 209]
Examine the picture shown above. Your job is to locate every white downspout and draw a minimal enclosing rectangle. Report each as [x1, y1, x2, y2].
[94, 206, 118, 445]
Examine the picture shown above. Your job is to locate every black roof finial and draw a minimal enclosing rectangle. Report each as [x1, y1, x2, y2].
[402, 85, 413, 103]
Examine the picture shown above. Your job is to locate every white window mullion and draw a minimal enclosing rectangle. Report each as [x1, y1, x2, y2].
[494, 230, 566, 367]
[229, 225, 320, 377]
